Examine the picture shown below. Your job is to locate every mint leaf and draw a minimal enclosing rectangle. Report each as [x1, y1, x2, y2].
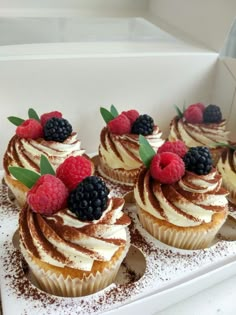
[110, 104, 119, 117]
[8, 166, 40, 189]
[215, 142, 236, 150]
[40, 155, 55, 175]
[139, 135, 156, 168]
[7, 116, 24, 126]
[28, 108, 40, 121]
[174, 105, 183, 118]
[100, 107, 115, 124]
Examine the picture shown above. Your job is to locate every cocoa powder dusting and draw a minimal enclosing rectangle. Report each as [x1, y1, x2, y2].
[1, 180, 236, 314]
[0, 181, 19, 215]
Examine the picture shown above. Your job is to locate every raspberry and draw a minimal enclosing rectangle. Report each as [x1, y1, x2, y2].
[56, 156, 93, 191]
[27, 174, 68, 215]
[16, 119, 44, 139]
[184, 105, 203, 123]
[157, 140, 187, 158]
[150, 152, 185, 184]
[122, 110, 139, 124]
[107, 113, 131, 135]
[68, 176, 110, 221]
[189, 102, 205, 112]
[40, 111, 62, 128]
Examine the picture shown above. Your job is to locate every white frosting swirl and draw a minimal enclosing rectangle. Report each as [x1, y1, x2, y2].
[99, 126, 164, 171]
[19, 198, 130, 271]
[134, 168, 228, 227]
[169, 117, 229, 148]
[217, 148, 236, 201]
[4, 133, 85, 174]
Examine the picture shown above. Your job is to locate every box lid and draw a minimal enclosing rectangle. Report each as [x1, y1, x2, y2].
[0, 0, 235, 54]
[148, 0, 236, 54]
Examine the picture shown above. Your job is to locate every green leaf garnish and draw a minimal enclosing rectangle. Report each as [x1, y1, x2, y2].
[215, 142, 236, 150]
[174, 105, 183, 118]
[8, 166, 40, 189]
[7, 116, 24, 126]
[110, 104, 119, 118]
[100, 107, 115, 124]
[40, 155, 55, 175]
[139, 135, 156, 168]
[28, 108, 40, 121]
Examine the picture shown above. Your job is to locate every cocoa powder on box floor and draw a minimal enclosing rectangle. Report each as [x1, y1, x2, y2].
[2, 177, 236, 314]
[2, 240, 142, 314]
[0, 181, 19, 216]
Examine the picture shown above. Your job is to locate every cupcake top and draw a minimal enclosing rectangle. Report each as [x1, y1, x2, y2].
[134, 137, 228, 227]
[168, 103, 230, 148]
[4, 109, 85, 175]
[20, 197, 130, 271]
[217, 144, 236, 200]
[11, 155, 130, 271]
[99, 105, 164, 171]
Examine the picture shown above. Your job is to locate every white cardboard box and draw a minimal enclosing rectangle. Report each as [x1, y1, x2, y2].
[1, 1, 236, 314]
[1, 0, 236, 163]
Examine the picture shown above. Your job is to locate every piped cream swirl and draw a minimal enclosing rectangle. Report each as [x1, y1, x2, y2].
[168, 117, 229, 148]
[134, 168, 228, 227]
[19, 198, 131, 271]
[99, 126, 164, 170]
[217, 148, 236, 200]
[4, 133, 85, 174]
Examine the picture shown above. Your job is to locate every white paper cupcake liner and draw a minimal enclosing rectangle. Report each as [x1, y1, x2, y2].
[20, 229, 130, 297]
[138, 208, 227, 250]
[98, 157, 140, 186]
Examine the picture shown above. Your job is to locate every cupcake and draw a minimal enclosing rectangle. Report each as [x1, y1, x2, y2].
[12, 156, 131, 297]
[98, 105, 164, 186]
[217, 144, 236, 205]
[134, 137, 228, 250]
[4, 109, 87, 207]
[168, 103, 230, 165]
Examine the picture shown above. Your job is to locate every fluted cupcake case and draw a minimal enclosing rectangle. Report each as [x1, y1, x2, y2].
[20, 230, 130, 297]
[138, 207, 228, 250]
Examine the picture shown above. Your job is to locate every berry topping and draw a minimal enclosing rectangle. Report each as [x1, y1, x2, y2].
[184, 104, 203, 123]
[27, 174, 68, 215]
[40, 111, 62, 128]
[44, 117, 72, 142]
[157, 140, 187, 158]
[183, 146, 212, 175]
[107, 113, 131, 135]
[68, 176, 110, 221]
[16, 119, 44, 139]
[56, 156, 93, 191]
[203, 104, 222, 123]
[122, 109, 139, 124]
[131, 114, 154, 136]
[193, 102, 205, 112]
[150, 152, 185, 184]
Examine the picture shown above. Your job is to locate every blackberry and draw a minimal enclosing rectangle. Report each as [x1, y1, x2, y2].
[203, 104, 222, 123]
[44, 117, 72, 142]
[131, 114, 154, 136]
[183, 146, 212, 175]
[68, 176, 110, 221]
